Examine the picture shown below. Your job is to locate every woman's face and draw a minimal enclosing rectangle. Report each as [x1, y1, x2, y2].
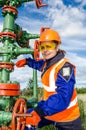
[39, 41, 59, 60]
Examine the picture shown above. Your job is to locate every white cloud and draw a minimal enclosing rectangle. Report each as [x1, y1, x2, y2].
[66, 52, 86, 67]
[61, 38, 86, 51]
[66, 52, 86, 87]
[16, 15, 50, 34]
[47, 0, 86, 39]
[10, 65, 42, 89]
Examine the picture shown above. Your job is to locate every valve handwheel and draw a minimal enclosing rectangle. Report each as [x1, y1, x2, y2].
[35, 0, 47, 9]
[34, 40, 40, 60]
[12, 98, 27, 130]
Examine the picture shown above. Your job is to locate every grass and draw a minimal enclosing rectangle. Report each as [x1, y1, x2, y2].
[37, 125, 57, 130]
[78, 94, 86, 130]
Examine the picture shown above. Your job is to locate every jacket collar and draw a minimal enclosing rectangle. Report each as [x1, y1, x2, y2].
[41, 52, 65, 77]
[46, 52, 65, 69]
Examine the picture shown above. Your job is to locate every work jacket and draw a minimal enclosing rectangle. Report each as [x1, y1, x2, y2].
[26, 52, 80, 122]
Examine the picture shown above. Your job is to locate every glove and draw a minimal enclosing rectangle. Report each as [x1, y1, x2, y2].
[16, 59, 26, 67]
[26, 111, 41, 126]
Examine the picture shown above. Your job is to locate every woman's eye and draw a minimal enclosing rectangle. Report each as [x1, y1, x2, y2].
[46, 45, 51, 48]
[41, 46, 45, 50]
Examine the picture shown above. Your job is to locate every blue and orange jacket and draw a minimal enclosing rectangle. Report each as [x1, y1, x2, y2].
[26, 52, 80, 122]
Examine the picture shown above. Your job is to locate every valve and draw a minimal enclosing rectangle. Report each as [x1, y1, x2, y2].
[34, 40, 40, 60]
[12, 98, 32, 130]
[12, 98, 27, 130]
[35, 0, 47, 9]
[40, 27, 50, 34]
[34, 27, 50, 61]
[34, 40, 44, 61]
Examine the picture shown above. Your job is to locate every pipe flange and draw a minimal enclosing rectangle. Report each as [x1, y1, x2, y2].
[0, 32, 16, 40]
[0, 62, 14, 71]
[0, 83, 20, 96]
[2, 6, 18, 17]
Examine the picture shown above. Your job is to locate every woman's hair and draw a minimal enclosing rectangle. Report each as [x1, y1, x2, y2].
[53, 40, 66, 55]
[58, 49, 66, 54]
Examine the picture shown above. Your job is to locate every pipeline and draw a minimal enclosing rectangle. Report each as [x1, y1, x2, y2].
[0, 0, 47, 129]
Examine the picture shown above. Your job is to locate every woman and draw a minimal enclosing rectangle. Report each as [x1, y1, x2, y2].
[16, 28, 82, 130]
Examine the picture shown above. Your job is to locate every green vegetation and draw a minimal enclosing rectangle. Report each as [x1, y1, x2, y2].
[37, 125, 57, 130]
[78, 99, 86, 130]
[77, 88, 86, 94]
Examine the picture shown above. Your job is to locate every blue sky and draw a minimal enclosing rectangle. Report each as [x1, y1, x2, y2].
[0, 0, 86, 89]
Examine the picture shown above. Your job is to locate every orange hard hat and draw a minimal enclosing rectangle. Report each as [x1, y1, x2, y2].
[39, 29, 61, 44]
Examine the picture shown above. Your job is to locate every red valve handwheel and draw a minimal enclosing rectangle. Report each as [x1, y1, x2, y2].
[35, 0, 47, 9]
[34, 40, 40, 60]
[12, 98, 27, 130]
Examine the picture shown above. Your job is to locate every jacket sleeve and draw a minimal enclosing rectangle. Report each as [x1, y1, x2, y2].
[34, 63, 76, 118]
[26, 57, 45, 71]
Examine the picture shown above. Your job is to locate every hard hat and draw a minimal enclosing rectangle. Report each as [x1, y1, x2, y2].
[39, 29, 61, 44]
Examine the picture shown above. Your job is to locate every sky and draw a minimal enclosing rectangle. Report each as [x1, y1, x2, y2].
[0, 0, 86, 89]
